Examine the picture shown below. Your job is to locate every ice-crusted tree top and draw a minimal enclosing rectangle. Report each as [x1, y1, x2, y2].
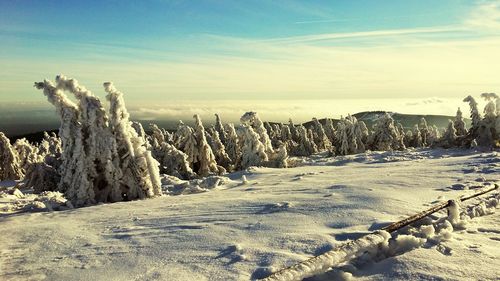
[480, 92, 498, 101]
[463, 95, 482, 129]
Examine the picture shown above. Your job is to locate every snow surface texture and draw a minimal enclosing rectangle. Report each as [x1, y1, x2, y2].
[0, 149, 498, 281]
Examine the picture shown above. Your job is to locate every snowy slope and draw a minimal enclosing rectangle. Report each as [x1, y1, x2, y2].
[0, 149, 498, 281]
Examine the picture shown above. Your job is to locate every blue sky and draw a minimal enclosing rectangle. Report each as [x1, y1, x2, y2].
[0, 1, 499, 113]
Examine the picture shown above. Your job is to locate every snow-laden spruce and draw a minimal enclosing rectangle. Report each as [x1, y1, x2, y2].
[454, 108, 467, 137]
[193, 114, 224, 176]
[0, 132, 23, 181]
[104, 82, 162, 200]
[224, 123, 241, 168]
[238, 124, 269, 168]
[13, 138, 42, 174]
[207, 127, 232, 170]
[294, 125, 318, 156]
[369, 113, 405, 151]
[241, 112, 274, 153]
[34, 76, 161, 206]
[311, 118, 332, 150]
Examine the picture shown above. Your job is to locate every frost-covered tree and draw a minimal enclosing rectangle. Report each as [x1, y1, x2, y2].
[418, 117, 430, 147]
[0, 132, 23, 181]
[477, 93, 498, 147]
[440, 120, 457, 148]
[150, 123, 166, 144]
[214, 114, 227, 145]
[323, 118, 335, 144]
[239, 125, 268, 168]
[335, 119, 350, 156]
[207, 128, 232, 170]
[347, 115, 367, 154]
[175, 121, 199, 166]
[369, 113, 405, 151]
[25, 162, 60, 193]
[288, 118, 299, 142]
[332, 116, 367, 155]
[281, 124, 292, 142]
[13, 138, 42, 173]
[294, 125, 318, 156]
[38, 132, 62, 161]
[224, 123, 241, 168]
[463, 95, 482, 136]
[35, 77, 94, 205]
[104, 82, 163, 200]
[22, 134, 61, 193]
[241, 112, 274, 153]
[264, 122, 273, 135]
[410, 124, 423, 148]
[428, 125, 441, 146]
[193, 114, 223, 176]
[357, 120, 370, 145]
[154, 142, 196, 179]
[311, 118, 332, 150]
[403, 130, 413, 148]
[453, 108, 467, 137]
[34, 76, 162, 206]
[23, 132, 62, 193]
[273, 142, 289, 168]
[132, 121, 147, 139]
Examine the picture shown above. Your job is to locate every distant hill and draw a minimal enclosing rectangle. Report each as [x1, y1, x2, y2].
[302, 111, 470, 131]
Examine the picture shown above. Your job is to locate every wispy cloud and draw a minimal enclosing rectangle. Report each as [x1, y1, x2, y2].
[465, 1, 500, 31]
[262, 26, 463, 44]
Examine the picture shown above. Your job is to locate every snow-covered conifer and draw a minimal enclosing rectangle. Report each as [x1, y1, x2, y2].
[214, 114, 227, 145]
[193, 114, 223, 176]
[288, 118, 299, 142]
[357, 120, 370, 145]
[311, 118, 332, 150]
[0, 132, 23, 181]
[36, 77, 163, 205]
[207, 128, 232, 170]
[294, 125, 318, 156]
[335, 119, 350, 156]
[369, 113, 404, 151]
[175, 121, 199, 166]
[35, 77, 94, 205]
[13, 138, 42, 173]
[453, 108, 467, 137]
[281, 124, 292, 142]
[240, 112, 274, 153]
[324, 118, 336, 144]
[105, 82, 162, 201]
[418, 117, 430, 147]
[25, 162, 60, 193]
[273, 142, 289, 168]
[478, 93, 498, 147]
[154, 142, 196, 179]
[224, 123, 241, 168]
[403, 130, 413, 148]
[440, 120, 457, 148]
[410, 124, 423, 148]
[463, 95, 482, 135]
[239, 125, 268, 168]
[150, 123, 166, 144]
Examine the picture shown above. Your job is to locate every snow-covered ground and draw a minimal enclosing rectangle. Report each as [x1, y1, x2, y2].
[0, 149, 498, 281]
